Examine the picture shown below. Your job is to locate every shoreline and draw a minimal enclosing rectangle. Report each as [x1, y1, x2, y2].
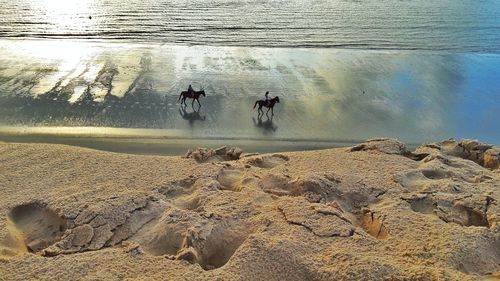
[0, 125, 424, 156]
[4, 37, 500, 55]
[4, 37, 500, 56]
[0, 134, 358, 156]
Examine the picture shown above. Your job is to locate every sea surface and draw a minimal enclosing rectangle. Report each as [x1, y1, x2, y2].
[0, 0, 499, 153]
[1, 0, 500, 52]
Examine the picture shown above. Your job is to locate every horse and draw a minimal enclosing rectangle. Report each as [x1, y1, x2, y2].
[253, 96, 280, 116]
[178, 89, 206, 108]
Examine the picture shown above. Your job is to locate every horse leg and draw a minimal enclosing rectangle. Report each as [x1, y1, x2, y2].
[191, 98, 195, 108]
[270, 106, 274, 116]
[197, 98, 201, 107]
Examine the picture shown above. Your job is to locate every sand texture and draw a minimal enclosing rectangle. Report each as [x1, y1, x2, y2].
[0, 138, 499, 280]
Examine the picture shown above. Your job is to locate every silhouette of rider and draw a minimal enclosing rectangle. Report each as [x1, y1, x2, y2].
[187, 84, 194, 96]
[264, 91, 270, 106]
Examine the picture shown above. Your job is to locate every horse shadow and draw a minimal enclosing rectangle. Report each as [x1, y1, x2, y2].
[179, 106, 206, 125]
[253, 115, 277, 135]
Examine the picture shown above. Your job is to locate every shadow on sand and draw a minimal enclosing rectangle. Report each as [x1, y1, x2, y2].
[253, 115, 277, 135]
[179, 106, 206, 126]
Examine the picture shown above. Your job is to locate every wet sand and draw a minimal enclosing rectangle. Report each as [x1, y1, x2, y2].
[1, 39, 499, 147]
[0, 128, 357, 156]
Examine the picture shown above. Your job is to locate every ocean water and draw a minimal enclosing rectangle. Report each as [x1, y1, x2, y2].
[0, 0, 499, 151]
[0, 0, 500, 52]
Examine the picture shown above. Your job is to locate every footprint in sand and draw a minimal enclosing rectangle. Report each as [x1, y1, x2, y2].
[158, 178, 196, 198]
[243, 154, 289, 169]
[217, 169, 244, 191]
[1, 203, 67, 256]
[159, 178, 220, 211]
[132, 209, 255, 271]
[403, 195, 491, 227]
[394, 168, 458, 193]
[258, 173, 294, 196]
[216, 167, 259, 192]
[408, 196, 436, 214]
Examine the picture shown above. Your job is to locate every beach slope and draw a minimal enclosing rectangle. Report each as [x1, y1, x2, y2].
[0, 139, 498, 280]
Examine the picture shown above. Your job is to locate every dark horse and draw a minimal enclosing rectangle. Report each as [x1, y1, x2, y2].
[253, 96, 280, 116]
[178, 89, 206, 107]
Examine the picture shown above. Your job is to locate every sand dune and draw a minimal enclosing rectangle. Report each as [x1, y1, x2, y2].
[0, 139, 498, 280]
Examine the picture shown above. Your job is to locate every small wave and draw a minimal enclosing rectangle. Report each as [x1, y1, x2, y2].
[0, 0, 499, 52]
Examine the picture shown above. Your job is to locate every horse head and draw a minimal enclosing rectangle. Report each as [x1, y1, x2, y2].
[274, 96, 280, 103]
[200, 90, 206, 97]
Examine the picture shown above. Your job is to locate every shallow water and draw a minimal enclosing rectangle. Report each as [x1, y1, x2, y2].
[0, 0, 500, 52]
[1, 1, 499, 152]
[0, 39, 499, 147]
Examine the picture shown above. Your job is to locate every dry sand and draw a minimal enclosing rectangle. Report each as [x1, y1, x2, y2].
[0, 138, 498, 280]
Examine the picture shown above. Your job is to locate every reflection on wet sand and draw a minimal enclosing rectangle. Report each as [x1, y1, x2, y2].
[253, 116, 277, 135]
[179, 107, 206, 126]
[0, 39, 499, 145]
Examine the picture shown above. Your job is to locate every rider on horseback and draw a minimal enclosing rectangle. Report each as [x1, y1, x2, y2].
[179, 85, 206, 107]
[187, 84, 194, 96]
[254, 93, 280, 117]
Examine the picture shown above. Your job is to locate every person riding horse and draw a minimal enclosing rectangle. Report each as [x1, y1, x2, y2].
[254, 94, 280, 116]
[178, 85, 206, 107]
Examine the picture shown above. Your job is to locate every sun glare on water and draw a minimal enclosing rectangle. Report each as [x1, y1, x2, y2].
[31, 0, 98, 34]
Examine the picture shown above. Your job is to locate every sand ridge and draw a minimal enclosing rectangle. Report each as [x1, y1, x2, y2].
[0, 139, 498, 280]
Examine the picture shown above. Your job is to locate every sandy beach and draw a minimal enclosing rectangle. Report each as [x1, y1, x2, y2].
[0, 138, 498, 280]
[1, 0, 500, 280]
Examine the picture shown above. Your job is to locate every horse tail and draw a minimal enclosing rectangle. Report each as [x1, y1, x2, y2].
[253, 101, 259, 109]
